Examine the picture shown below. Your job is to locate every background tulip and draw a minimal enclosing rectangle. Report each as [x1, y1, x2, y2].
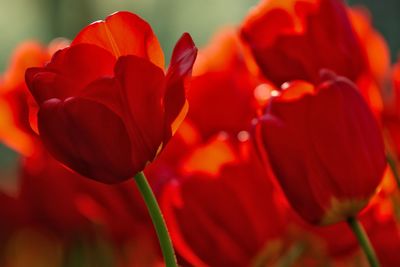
[187, 28, 262, 140]
[256, 73, 386, 225]
[241, 0, 367, 86]
[160, 136, 289, 267]
[0, 40, 68, 156]
[256, 72, 387, 266]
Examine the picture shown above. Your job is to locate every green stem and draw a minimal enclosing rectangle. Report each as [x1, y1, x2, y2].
[347, 217, 380, 267]
[276, 242, 306, 267]
[134, 172, 177, 267]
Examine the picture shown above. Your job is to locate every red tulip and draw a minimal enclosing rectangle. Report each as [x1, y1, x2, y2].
[346, 7, 390, 117]
[348, 7, 390, 87]
[25, 11, 197, 184]
[240, 0, 367, 87]
[0, 40, 68, 155]
[161, 136, 289, 267]
[256, 72, 386, 225]
[187, 28, 262, 139]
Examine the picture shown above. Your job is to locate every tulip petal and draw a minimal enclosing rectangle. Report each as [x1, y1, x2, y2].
[309, 77, 386, 199]
[27, 71, 77, 105]
[79, 77, 122, 116]
[38, 97, 134, 184]
[260, 96, 327, 223]
[188, 72, 256, 138]
[45, 44, 116, 90]
[72, 11, 165, 69]
[164, 33, 197, 134]
[161, 139, 286, 267]
[114, 55, 166, 166]
[26, 44, 115, 104]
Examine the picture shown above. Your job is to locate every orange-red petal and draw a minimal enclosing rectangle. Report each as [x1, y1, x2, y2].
[72, 11, 165, 68]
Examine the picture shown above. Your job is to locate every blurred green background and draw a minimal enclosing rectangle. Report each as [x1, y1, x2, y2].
[0, 0, 262, 70]
[1, 0, 399, 71]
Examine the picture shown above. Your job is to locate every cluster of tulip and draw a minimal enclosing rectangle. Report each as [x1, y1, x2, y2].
[0, 0, 400, 266]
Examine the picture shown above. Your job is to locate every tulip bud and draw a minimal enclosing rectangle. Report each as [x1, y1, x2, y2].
[256, 72, 386, 225]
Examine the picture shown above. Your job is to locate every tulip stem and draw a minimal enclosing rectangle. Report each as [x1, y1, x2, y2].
[134, 172, 177, 267]
[347, 217, 380, 267]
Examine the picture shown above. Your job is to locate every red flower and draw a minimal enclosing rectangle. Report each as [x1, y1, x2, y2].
[346, 7, 390, 117]
[161, 136, 288, 267]
[256, 72, 386, 225]
[187, 28, 262, 139]
[240, 0, 367, 87]
[0, 40, 68, 155]
[25, 11, 197, 184]
[349, 7, 390, 87]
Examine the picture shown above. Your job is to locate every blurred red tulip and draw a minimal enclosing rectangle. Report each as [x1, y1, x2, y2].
[25, 11, 197, 184]
[144, 121, 202, 196]
[347, 7, 390, 117]
[161, 136, 289, 267]
[187, 29, 264, 139]
[348, 7, 390, 87]
[20, 144, 147, 241]
[241, 0, 367, 87]
[0, 40, 68, 155]
[17, 142, 163, 266]
[256, 72, 386, 225]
